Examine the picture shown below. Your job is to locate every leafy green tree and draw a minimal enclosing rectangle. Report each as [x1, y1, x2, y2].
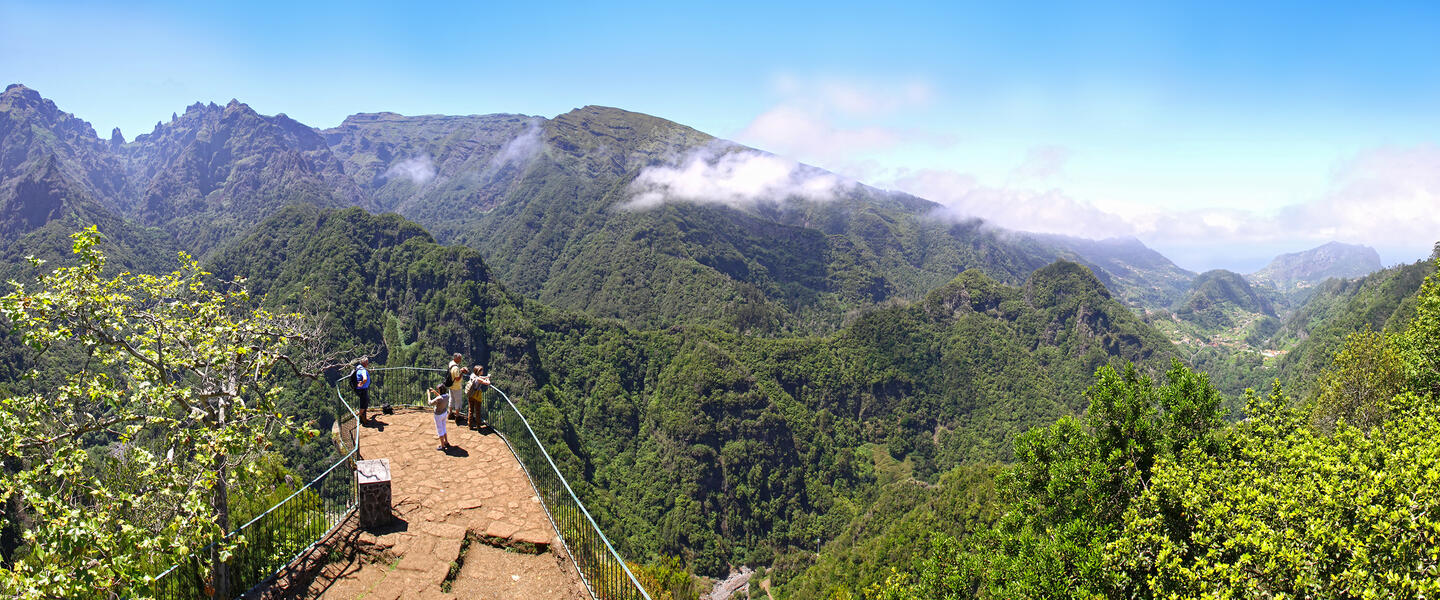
[1106, 259, 1440, 598]
[1311, 328, 1405, 433]
[1395, 259, 1440, 396]
[881, 361, 1224, 599]
[1110, 386, 1440, 598]
[0, 228, 327, 599]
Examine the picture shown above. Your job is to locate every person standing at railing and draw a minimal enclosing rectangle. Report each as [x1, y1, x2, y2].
[448, 353, 466, 423]
[467, 364, 490, 430]
[353, 356, 372, 424]
[426, 382, 453, 451]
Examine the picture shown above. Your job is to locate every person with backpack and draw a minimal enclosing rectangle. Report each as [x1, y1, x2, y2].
[447, 353, 466, 422]
[352, 357, 372, 424]
[466, 364, 491, 430]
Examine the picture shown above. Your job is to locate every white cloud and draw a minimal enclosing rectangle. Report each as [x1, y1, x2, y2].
[735, 74, 951, 179]
[1126, 145, 1440, 253]
[1281, 145, 1440, 246]
[892, 144, 1440, 268]
[488, 118, 544, 171]
[740, 105, 904, 161]
[624, 143, 851, 210]
[384, 155, 435, 185]
[893, 167, 1136, 240]
[1008, 145, 1072, 183]
[770, 74, 935, 117]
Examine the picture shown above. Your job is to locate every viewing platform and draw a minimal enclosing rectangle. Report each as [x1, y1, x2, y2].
[299, 407, 588, 598]
[152, 366, 650, 599]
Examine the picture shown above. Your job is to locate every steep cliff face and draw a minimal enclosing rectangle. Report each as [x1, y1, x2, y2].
[122, 99, 369, 254]
[0, 84, 130, 212]
[0, 84, 175, 275]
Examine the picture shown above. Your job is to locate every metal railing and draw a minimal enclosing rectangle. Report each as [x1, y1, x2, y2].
[486, 384, 652, 600]
[338, 365, 445, 413]
[147, 387, 361, 598]
[347, 366, 652, 599]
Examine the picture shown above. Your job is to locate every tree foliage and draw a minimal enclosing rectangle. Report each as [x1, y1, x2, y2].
[857, 259, 1440, 600]
[0, 228, 325, 599]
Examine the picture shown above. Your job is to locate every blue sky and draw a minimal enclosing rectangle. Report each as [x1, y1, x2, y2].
[3, 0, 1438, 271]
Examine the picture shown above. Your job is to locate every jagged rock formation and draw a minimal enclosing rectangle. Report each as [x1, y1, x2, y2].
[122, 99, 369, 253]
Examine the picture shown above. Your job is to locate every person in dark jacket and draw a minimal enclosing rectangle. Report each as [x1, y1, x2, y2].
[354, 357, 372, 424]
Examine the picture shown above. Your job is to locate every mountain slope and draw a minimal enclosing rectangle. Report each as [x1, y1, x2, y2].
[0, 84, 128, 211]
[1, 85, 1200, 335]
[1268, 256, 1437, 396]
[1249, 241, 1382, 296]
[325, 106, 1189, 332]
[205, 208, 1179, 575]
[0, 84, 176, 276]
[528, 260, 1177, 573]
[1030, 234, 1195, 308]
[1174, 269, 1276, 328]
[122, 100, 368, 255]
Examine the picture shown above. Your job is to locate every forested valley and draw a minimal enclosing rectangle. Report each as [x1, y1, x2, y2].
[2, 82, 1439, 598]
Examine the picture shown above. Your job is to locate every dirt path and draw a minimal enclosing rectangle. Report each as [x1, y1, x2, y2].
[303, 408, 588, 599]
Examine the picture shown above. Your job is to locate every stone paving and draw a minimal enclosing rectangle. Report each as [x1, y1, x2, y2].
[312, 408, 588, 599]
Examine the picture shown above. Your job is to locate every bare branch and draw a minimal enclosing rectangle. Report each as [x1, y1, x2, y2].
[15, 414, 145, 451]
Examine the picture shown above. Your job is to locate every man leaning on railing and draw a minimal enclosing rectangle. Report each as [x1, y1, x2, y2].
[467, 365, 490, 429]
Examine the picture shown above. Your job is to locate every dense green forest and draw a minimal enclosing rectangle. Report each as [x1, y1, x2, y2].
[190, 206, 1180, 576]
[776, 255, 1440, 598]
[5, 80, 1440, 598]
[0, 204, 1185, 590]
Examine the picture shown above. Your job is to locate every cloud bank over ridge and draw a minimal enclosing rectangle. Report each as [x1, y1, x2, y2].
[894, 144, 1440, 269]
[624, 143, 851, 210]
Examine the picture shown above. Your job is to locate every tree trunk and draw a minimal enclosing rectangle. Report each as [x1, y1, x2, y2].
[211, 452, 230, 600]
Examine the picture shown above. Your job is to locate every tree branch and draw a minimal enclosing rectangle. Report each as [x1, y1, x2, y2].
[15, 414, 145, 451]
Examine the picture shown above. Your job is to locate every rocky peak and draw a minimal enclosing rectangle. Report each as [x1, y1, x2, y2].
[1, 83, 47, 111]
[1, 84, 99, 140]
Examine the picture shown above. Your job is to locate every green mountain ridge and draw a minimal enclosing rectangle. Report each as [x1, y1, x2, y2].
[1174, 269, 1276, 328]
[322, 104, 1198, 332]
[1030, 233, 1196, 308]
[1, 83, 1204, 337]
[1249, 240, 1382, 295]
[1266, 255, 1437, 397]
[7, 82, 1440, 598]
[194, 205, 1179, 577]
